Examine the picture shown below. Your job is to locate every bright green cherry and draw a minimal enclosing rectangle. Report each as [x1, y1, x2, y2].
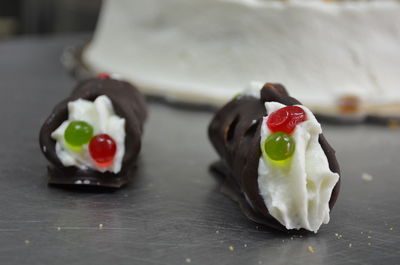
[64, 120, 94, 148]
[262, 132, 295, 161]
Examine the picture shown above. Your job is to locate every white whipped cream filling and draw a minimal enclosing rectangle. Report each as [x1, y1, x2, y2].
[51, 95, 125, 173]
[258, 102, 339, 232]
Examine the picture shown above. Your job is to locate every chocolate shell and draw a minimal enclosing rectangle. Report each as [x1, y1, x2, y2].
[208, 83, 341, 232]
[39, 77, 147, 188]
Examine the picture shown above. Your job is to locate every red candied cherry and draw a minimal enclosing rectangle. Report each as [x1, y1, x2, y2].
[267, 106, 306, 134]
[97, 72, 111, 79]
[89, 134, 117, 167]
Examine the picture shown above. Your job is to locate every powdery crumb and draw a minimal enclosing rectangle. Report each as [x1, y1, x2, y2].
[290, 237, 294, 240]
[368, 242, 371, 246]
[390, 227, 394, 231]
[348, 243, 352, 248]
[334, 233, 343, 239]
[362, 173, 373, 182]
[185, 258, 191, 263]
[307, 246, 314, 253]
[99, 224, 104, 229]
[24, 240, 30, 244]
[216, 230, 219, 234]
[57, 227, 61, 231]
[244, 244, 247, 248]
[258, 261, 263, 265]
[367, 236, 372, 239]
[229, 246, 235, 251]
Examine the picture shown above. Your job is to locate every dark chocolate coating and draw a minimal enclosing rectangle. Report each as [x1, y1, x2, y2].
[39, 78, 147, 188]
[208, 83, 341, 232]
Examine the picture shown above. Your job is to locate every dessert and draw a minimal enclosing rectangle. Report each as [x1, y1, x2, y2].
[39, 74, 147, 188]
[208, 83, 341, 232]
[83, 0, 400, 115]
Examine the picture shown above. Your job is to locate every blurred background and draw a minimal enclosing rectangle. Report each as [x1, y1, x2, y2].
[1, 0, 399, 118]
[0, 0, 100, 38]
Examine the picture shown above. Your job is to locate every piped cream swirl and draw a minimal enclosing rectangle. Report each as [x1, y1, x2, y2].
[51, 95, 125, 173]
[258, 102, 339, 232]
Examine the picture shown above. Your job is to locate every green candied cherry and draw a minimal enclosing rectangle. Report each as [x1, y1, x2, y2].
[64, 120, 94, 149]
[262, 131, 295, 162]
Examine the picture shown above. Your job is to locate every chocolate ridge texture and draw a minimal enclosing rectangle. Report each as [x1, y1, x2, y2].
[208, 83, 341, 232]
[39, 77, 147, 188]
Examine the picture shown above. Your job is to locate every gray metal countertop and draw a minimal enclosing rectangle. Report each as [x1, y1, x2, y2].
[0, 35, 399, 265]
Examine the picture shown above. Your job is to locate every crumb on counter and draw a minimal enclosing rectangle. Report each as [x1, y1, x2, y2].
[24, 240, 30, 244]
[348, 243, 352, 248]
[185, 258, 191, 263]
[307, 246, 314, 253]
[57, 227, 61, 231]
[334, 233, 343, 239]
[362, 173, 373, 182]
[99, 224, 104, 229]
[229, 246, 234, 251]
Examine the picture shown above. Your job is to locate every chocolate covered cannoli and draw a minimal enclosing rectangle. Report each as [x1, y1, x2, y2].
[39, 74, 147, 188]
[209, 83, 340, 233]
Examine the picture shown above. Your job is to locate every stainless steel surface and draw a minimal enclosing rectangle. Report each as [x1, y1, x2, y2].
[0, 35, 399, 265]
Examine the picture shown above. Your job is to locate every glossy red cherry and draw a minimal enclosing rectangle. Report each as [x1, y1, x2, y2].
[98, 72, 111, 79]
[89, 134, 117, 167]
[267, 106, 306, 134]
